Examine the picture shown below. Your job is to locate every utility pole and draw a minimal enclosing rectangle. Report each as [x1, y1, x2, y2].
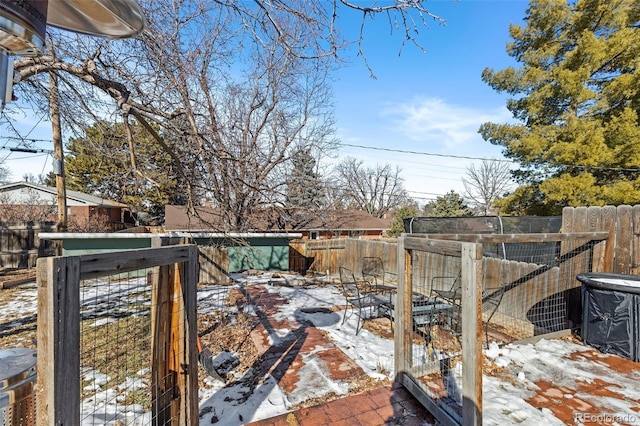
[49, 70, 66, 232]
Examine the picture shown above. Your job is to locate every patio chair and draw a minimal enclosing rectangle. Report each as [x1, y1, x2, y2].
[430, 272, 462, 308]
[361, 256, 396, 296]
[338, 266, 390, 335]
[430, 275, 506, 348]
[481, 286, 506, 348]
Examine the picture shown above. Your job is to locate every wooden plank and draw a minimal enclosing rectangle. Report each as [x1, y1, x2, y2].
[403, 236, 463, 256]
[416, 232, 608, 243]
[394, 236, 409, 376]
[0, 270, 36, 289]
[151, 264, 175, 425]
[78, 246, 193, 279]
[36, 259, 50, 426]
[183, 245, 199, 425]
[512, 329, 572, 346]
[36, 256, 80, 426]
[170, 263, 185, 424]
[632, 206, 640, 275]
[601, 205, 617, 272]
[615, 205, 633, 273]
[461, 242, 482, 426]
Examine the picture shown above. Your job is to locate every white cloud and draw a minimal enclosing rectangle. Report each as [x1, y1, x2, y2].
[383, 97, 512, 149]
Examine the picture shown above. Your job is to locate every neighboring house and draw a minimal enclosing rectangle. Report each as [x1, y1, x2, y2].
[164, 205, 227, 232]
[0, 182, 134, 230]
[164, 205, 391, 239]
[299, 209, 391, 240]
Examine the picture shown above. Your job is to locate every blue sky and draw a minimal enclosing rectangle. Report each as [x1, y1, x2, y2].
[333, 0, 529, 205]
[1, 0, 529, 206]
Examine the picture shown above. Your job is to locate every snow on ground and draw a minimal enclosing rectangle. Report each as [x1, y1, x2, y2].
[2, 272, 640, 425]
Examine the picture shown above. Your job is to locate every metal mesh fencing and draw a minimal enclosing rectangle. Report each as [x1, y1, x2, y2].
[79, 271, 154, 424]
[37, 245, 198, 425]
[397, 233, 604, 424]
[404, 216, 562, 235]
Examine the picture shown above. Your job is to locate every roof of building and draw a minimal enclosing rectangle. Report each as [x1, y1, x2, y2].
[0, 182, 127, 207]
[164, 205, 391, 232]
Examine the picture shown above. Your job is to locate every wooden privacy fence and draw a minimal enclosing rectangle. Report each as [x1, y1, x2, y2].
[36, 245, 199, 425]
[562, 205, 640, 275]
[395, 232, 608, 426]
[0, 222, 56, 268]
[289, 238, 398, 277]
[198, 245, 230, 284]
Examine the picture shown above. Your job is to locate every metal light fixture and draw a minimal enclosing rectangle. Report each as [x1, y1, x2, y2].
[0, 0, 144, 109]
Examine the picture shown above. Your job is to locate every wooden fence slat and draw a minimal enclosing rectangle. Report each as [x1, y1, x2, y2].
[0, 222, 56, 268]
[615, 205, 633, 273]
[632, 206, 640, 275]
[152, 265, 174, 425]
[600, 206, 617, 272]
[37, 256, 81, 426]
[461, 242, 483, 425]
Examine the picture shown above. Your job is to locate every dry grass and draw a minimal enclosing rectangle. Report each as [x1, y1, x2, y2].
[0, 282, 37, 350]
[80, 315, 152, 407]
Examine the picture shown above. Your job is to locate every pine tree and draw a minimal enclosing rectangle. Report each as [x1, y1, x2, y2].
[388, 205, 419, 237]
[480, 0, 640, 214]
[423, 191, 471, 217]
[63, 120, 181, 220]
[286, 148, 325, 210]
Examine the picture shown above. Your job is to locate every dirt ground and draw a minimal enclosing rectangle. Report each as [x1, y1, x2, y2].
[0, 268, 36, 288]
[0, 269, 38, 349]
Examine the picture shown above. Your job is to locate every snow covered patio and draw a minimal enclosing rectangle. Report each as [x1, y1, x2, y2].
[197, 272, 640, 426]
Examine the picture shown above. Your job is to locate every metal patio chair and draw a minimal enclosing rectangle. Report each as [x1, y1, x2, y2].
[361, 256, 396, 297]
[481, 286, 506, 348]
[339, 266, 390, 335]
[430, 272, 462, 308]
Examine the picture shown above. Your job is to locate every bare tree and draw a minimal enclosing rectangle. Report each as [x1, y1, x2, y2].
[0, 166, 9, 184]
[7, 0, 444, 231]
[463, 159, 513, 215]
[334, 157, 409, 218]
[0, 191, 56, 222]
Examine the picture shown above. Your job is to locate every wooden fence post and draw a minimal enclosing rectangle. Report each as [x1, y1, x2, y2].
[151, 264, 175, 425]
[394, 236, 410, 377]
[461, 242, 483, 426]
[151, 249, 199, 425]
[37, 256, 80, 426]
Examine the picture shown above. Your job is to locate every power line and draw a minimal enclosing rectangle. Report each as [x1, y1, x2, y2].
[1, 136, 52, 143]
[340, 142, 640, 173]
[0, 146, 54, 154]
[340, 143, 514, 162]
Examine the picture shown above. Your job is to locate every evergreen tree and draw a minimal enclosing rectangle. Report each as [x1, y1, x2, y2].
[423, 191, 471, 217]
[388, 205, 419, 237]
[285, 148, 325, 211]
[480, 0, 640, 214]
[63, 120, 180, 220]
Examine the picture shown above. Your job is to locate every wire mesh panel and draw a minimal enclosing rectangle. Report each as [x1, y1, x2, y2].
[37, 245, 199, 426]
[396, 233, 608, 425]
[407, 248, 464, 423]
[403, 216, 562, 235]
[79, 271, 154, 424]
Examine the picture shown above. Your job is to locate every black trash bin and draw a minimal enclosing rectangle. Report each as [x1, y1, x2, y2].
[577, 273, 640, 362]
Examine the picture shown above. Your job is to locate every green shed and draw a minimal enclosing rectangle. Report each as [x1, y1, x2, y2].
[39, 232, 302, 282]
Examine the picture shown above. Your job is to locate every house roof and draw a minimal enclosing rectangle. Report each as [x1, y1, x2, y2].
[164, 205, 226, 231]
[301, 209, 392, 231]
[164, 205, 391, 232]
[0, 182, 127, 208]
